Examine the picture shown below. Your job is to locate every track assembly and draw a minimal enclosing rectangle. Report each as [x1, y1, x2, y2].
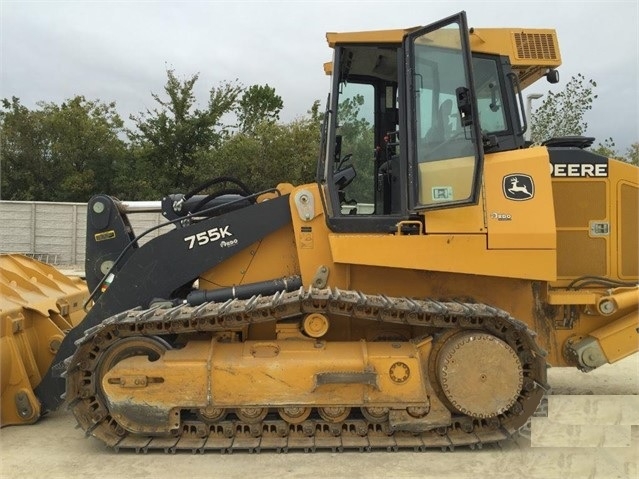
[64, 288, 548, 453]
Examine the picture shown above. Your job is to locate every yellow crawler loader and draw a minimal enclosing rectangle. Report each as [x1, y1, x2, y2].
[3, 11, 637, 452]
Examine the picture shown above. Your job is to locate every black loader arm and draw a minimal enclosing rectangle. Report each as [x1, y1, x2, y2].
[85, 195, 138, 294]
[34, 194, 292, 412]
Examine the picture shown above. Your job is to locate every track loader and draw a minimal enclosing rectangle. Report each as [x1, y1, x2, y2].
[10, 11, 639, 451]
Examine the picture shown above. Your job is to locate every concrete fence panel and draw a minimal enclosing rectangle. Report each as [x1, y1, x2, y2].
[0, 201, 169, 267]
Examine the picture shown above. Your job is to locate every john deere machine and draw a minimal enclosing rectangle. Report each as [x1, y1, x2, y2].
[5, 11, 637, 452]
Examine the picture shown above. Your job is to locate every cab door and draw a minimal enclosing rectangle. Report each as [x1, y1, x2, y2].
[403, 12, 484, 211]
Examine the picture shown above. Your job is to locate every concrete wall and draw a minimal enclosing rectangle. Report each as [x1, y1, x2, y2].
[0, 201, 169, 266]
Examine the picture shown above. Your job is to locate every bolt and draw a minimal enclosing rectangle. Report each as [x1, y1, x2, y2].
[49, 338, 61, 353]
[92, 201, 105, 214]
[599, 300, 616, 315]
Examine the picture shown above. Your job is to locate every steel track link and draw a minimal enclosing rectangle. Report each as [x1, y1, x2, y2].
[64, 287, 548, 453]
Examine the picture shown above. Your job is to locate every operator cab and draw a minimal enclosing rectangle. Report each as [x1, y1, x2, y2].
[319, 12, 527, 232]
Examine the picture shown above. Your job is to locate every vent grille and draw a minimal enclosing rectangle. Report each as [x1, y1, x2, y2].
[513, 33, 558, 60]
[557, 232, 607, 277]
[553, 181, 606, 227]
[619, 183, 638, 278]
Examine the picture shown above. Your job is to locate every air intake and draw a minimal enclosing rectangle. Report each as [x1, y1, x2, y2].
[513, 32, 559, 60]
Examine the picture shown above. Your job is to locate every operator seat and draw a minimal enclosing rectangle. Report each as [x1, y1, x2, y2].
[424, 99, 453, 143]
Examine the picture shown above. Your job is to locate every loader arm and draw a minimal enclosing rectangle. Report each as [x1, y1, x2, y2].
[35, 194, 293, 412]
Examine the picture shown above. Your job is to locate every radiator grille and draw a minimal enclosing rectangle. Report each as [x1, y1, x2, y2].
[557, 231, 607, 277]
[513, 32, 558, 60]
[553, 181, 607, 227]
[553, 180, 608, 278]
[619, 183, 638, 278]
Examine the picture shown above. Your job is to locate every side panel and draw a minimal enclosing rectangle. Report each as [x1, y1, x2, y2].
[329, 234, 555, 281]
[485, 147, 556, 249]
[553, 177, 609, 278]
[617, 175, 638, 280]
[550, 151, 639, 283]
[293, 183, 555, 282]
[199, 225, 300, 291]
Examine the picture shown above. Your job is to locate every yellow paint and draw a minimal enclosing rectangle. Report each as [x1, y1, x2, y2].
[325, 26, 560, 88]
[589, 310, 639, 363]
[418, 156, 475, 205]
[103, 339, 433, 426]
[1, 254, 89, 426]
[329, 234, 555, 281]
[484, 147, 556, 250]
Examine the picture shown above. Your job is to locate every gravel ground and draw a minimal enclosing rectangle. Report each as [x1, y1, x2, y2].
[1, 355, 637, 479]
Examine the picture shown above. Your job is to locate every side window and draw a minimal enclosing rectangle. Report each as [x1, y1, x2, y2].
[335, 82, 375, 214]
[473, 57, 507, 134]
[413, 43, 476, 206]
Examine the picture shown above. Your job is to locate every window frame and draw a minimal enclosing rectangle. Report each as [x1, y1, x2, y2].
[403, 12, 485, 212]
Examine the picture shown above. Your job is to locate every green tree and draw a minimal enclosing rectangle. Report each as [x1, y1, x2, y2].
[1, 96, 126, 201]
[199, 101, 321, 192]
[1, 97, 49, 200]
[529, 75, 638, 166]
[591, 139, 639, 165]
[590, 137, 617, 159]
[625, 143, 639, 165]
[43, 96, 125, 201]
[530, 74, 598, 144]
[237, 84, 283, 134]
[336, 94, 375, 202]
[126, 69, 243, 197]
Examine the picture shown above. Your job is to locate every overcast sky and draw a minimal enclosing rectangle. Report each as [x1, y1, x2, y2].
[1, 1, 637, 152]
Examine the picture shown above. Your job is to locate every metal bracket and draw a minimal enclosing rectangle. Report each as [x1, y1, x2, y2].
[566, 336, 606, 372]
[15, 391, 34, 420]
[312, 265, 329, 288]
[555, 305, 578, 329]
[294, 189, 315, 221]
[589, 221, 609, 236]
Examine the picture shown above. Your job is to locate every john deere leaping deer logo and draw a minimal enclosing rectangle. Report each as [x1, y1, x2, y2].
[502, 174, 534, 201]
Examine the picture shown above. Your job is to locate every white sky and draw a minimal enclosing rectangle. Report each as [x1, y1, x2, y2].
[1, 0, 638, 152]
